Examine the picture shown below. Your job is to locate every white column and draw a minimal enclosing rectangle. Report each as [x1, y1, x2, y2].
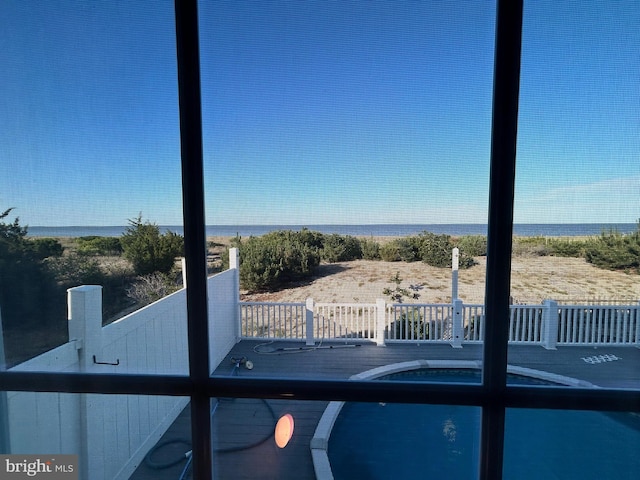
[67, 286, 105, 480]
[635, 301, 640, 348]
[451, 248, 459, 301]
[451, 299, 464, 348]
[67, 285, 103, 370]
[542, 299, 558, 350]
[230, 248, 241, 341]
[305, 298, 315, 346]
[181, 257, 187, 289]
[376, 299, 387, 346]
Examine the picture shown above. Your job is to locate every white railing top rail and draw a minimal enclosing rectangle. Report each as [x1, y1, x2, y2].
[390, 302, 453, 308]
[240, 301, 306, 307]
[559, 304, 638, 309]
[315, 302, 377, 307]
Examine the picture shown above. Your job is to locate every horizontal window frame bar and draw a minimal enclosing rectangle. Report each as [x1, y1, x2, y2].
[1, 372, 638, 412]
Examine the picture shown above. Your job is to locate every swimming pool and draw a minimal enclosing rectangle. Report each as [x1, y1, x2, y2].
[312, 361, 640, 480]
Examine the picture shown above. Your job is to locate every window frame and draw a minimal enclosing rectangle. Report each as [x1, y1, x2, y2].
[1, 1, 638, 479]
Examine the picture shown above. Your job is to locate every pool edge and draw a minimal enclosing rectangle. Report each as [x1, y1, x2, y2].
[310, 360, 596, 480]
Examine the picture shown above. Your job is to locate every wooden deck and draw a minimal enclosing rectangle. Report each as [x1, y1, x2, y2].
[130, 341, 640, 480]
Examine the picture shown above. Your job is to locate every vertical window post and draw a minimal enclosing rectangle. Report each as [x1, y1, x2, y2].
[174, 0, 212, 478]
[481, 1, 523, 479]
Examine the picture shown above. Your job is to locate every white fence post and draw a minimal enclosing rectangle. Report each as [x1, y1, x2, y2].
[636, 301, 640, 347]
[230, 248, 241, 341]
[451, 248, 459, 301]
[68, 285, 103, 370]
[67, 286, 105, 480]
[181, 257, 187, 289]
[451, 299, 464, 348]
[376, 299, 387, 346]
[542, 299, 558, 350]
[306, 298, 315, 346]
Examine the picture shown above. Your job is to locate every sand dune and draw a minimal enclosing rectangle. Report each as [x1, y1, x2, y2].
[241, 256, 640, 305]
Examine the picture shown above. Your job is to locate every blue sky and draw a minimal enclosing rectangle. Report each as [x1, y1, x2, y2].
[1, 1, 638, 227]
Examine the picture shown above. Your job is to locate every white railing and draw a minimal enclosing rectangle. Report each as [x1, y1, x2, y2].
[386, 304, 453, 342]
[509, 305, 545, 343]
[240, 298, 640, 349]
[463, 304, 485, 342]
[314, 302, 378, 340]
[558, 304, 639, 345]
[240, 301, 306, 339]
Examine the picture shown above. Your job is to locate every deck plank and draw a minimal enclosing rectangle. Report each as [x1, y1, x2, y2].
[130, 341, 640, 479]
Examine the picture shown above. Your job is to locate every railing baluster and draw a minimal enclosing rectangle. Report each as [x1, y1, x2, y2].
[239, 300, 638, 346]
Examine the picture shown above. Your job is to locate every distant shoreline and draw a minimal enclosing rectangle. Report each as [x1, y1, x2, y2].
[26, 223, 636, 239]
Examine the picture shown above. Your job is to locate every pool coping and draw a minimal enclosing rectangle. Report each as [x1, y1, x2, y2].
[310, 359, 597, 480]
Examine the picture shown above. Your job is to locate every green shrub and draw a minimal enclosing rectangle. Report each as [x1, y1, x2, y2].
[396, 237, 420, 262]
[360, 238, 380, 260]
[28, 237, 64, 258]
[380, 241, 401, 262]
[547, 238, 587, 258]
[77, 236, 122, 256]
[236, 230, 321, 291]
[321, 234, 362, 263]
[418, 232, 455, 267]
[584, 228, 640, 271]
[456, 235, 487, 257]
[46, 253, 105, 286]
[120, 216, 184, 275]
[0, 209, 66, 334]
[378, 233, 475, 268]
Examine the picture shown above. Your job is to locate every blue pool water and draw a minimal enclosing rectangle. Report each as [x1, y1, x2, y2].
[328, 369, 640, 480]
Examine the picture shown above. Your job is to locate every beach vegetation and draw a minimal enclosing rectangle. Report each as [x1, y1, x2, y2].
[417, 232, 477, 268]
[46, 253, 104, 286]
[321, 233, 362, 263]
[126, 272, 179, 306]
[382, 272, 422, 303]
[76, 236, 123, 256]
[234, 230, 321, 291]
[30, 237, 64, 258]
[120, 215, 184, 275]
[360, 238, 381, 260]
[379, 241, 401, 262]
[45, 253, 136, 321]
[418, 232, 452, 267]
[546, 238, 588, 257]
[512, 236, 552, 256]
[456, 235, 487, 257]
[584, 225, 640, 272]
[0, 208, 65, 335]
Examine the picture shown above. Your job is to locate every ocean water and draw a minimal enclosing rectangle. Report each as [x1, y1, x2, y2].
[26, 223, 636, 238]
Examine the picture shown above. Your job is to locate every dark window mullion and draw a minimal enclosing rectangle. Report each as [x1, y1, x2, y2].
[481, 1, 524, 480]
[174, 0, 212, 479]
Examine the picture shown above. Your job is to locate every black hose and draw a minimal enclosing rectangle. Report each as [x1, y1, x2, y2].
[143, 398, 278, 475]
[144, 438, 192, 469]
[215, 398, 277, 453]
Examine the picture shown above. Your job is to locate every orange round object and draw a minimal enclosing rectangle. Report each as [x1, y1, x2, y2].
[274, 413, 295, 448]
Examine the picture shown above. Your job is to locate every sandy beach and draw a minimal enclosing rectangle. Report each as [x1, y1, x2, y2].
[239, 256, 639, 305]
[205, 237, 640, 306]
